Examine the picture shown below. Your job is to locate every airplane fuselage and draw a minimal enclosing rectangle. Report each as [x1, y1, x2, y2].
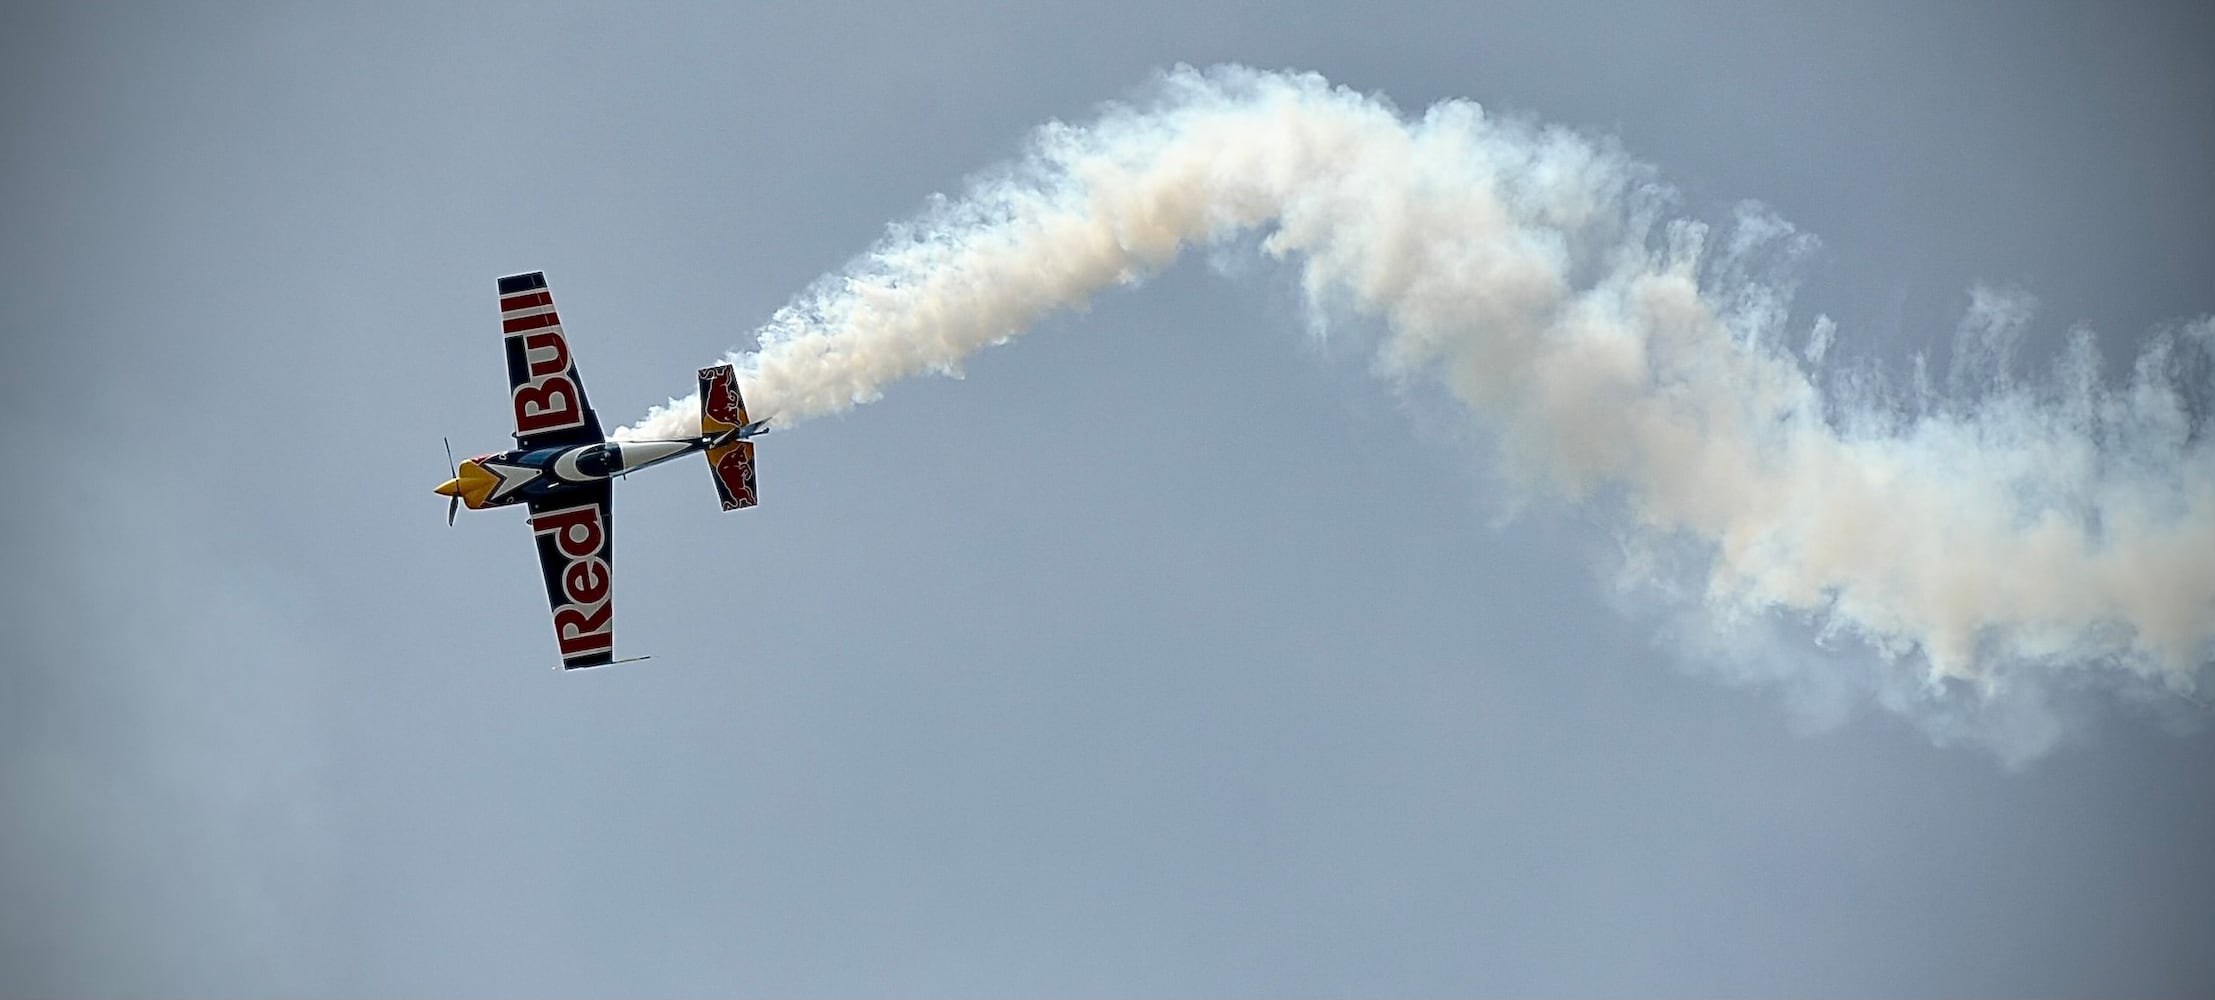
[437, 432, 754, 511]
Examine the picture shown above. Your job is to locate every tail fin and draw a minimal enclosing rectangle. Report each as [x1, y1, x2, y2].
[699, 364, 759, 510]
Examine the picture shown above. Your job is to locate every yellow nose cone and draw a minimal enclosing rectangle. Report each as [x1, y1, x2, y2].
[434, 477, 462, 497]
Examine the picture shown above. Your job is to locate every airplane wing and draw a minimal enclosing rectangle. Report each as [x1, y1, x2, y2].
[527, 483, 616, 670]
[498, 272, 604, 451]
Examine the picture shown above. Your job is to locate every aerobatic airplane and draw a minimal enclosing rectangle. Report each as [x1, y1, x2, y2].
[435, 271, 768, 670]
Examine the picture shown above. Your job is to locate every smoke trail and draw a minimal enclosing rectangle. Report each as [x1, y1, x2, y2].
[623, 65, 2214, 753]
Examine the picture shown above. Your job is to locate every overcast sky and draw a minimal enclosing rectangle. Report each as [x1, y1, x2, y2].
[4, 2, 2212, 997]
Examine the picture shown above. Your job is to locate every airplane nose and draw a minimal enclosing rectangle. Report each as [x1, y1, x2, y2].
[434, 477, 462, 497]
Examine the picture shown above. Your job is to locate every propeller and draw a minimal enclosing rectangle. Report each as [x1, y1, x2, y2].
[443, 436, 459, 527]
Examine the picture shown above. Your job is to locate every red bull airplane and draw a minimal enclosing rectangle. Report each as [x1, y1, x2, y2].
[435, 271, 768, 670]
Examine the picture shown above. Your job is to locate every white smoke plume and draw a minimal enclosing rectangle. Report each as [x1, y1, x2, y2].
[623, 66, 2214, 754]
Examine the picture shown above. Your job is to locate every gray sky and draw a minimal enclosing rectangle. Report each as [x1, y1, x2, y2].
[4, 1, 2212, 996]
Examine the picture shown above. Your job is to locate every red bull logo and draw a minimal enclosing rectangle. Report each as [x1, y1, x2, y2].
[529, 501, 613, 663]
[715, 445, 756, 507]
[700, 364, 747, 431]
[708, 440, 756, 510]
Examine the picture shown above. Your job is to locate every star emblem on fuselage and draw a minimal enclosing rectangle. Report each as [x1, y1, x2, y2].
[482, 459, 543, 502]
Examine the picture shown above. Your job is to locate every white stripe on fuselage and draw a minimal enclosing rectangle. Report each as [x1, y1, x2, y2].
[552, 446, 599, 484]
[613, 439, 694, 474]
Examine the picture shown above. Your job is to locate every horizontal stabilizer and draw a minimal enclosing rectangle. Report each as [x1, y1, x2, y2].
[700, 364, 759, 510]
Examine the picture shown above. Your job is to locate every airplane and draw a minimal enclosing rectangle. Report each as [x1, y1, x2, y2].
[435, 271, 769, 670]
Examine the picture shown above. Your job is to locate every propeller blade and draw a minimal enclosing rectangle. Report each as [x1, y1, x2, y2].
[442, 436, 459, 527]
